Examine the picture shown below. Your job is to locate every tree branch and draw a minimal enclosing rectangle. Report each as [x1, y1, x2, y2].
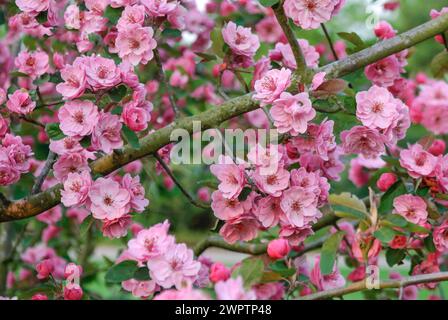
[299, 272, 448, 300]
[31, 151, 56, 195]
[321, 23, 339, 61]
[154, 48, 179, 116]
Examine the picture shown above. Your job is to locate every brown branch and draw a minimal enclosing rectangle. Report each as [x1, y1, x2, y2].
[31, 151, 56, 195]
[321, 23, 339, 61]
[153, 48, 179, 116]
[19, 116, 45, 129]
[299, 272, 448, 300]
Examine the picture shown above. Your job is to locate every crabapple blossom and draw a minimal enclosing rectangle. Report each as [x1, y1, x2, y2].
[219, 214, 260, 244]
[280, 187, 322, 228]
[102, 215, 133, 239]
[377, 172, 397, 191]
[252, 166, 290, 197]
[433, 220, 448, 252]
[253, 68, 292, 106]
[60, 171, 92, 207]
[215, 277, 256, 300]
[269, 40, 319, 69]
[284, 0, 344, 30]
[14, 50, 49, 79]
[341, 126, 386, 159]
[56, 61, 87, 100]
[58, 100, 99, 138]
[53, 152, 91, 182]
[91, 112, 123, 154]
[399, 144, 437, 179]
[83, 55, 121, 91]
[115, 26, 157, 66]
[210, 157, 246, 200]
[393, 194, 428, 225]
[209, 263, 231, 283]
[365, 56, 402, 87]
[222, 22, 260, 58]
[211, 190, 245, 220]
[267, 238, 291, 260]
[6, 90, 36, 115]
[88, 177, 131, 220]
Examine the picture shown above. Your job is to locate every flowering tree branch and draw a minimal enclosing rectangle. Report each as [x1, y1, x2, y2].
[299, 272, 448, 300]
[0, 14, 447, 223]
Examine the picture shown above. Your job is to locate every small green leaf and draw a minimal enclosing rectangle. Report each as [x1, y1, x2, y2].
[109, 85, 127, 102]
[162, 28, 182, 38]
[122, 125, 140, 149]
[386, 248, 406, 267]
[49, 72, 62, 84]
[133, 267, 151, 281]
[269, 260, 296, 278]
[337, 32, 367, 52]
[373, 226, 396, 243]
[105, 260, 139, 283]
[383, 214, 408, 227]
[210, 28, 225, 58]
[45, 123, 65, 140]
[9, 71, 30, 78]
[79, 215, 94, 237]
[405, 222, 430, 234]
[194, 52, 217, 62]
[237, 257, 264, 288]
[259, 0, 279, 7]
[104, 6, 122, 24]
[320, 231, 345, 275]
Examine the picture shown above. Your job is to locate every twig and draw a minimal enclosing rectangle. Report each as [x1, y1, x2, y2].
[153, 152, 209, 209]
[321, 23, 339, 61]
[19, 116, 45, 129]
[31, 151, 56, 195]
[153, 48, 179, 116]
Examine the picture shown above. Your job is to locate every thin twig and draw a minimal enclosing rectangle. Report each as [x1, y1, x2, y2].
[321, 23, 339, 61]
[19, 116, 45, 129]
[31, 151, 56, 195]
[153, 48, 180, 116]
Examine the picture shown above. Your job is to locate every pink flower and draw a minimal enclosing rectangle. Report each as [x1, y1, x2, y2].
[399, 144, 437, 179]
[88, 177, 131, 220]
[222, 22, 260, 58]
[61, 171, 92, 207]
[252, 166, 290, 197]
[267, 239, 290, 260]
[270, 92, 316, 136]
[219, 214, 260, 244]
[215, 277, 256, 300]
[36, 259, 54, 280]
[428, 139, 446, 156]
[290, 167, 330, 206]
[197, 187, 211, 202]
[6, 90, 36, 114]
[253, 68, 292, 106]
[15, 50, 49, 79]
[356, 86, 399, 130]
[412, 258, 440, 290]
[254, 283, 285, 300]
[37, 206, 62, 225]
[209, 263, 231, 283]
[284, 0, 341, 30]
[49, 137, 92, 157]
[56, 61, 87, 100]
[141, 0, 178, 17]
[102, 215, 132, 239]
[348, 157, 370, 188]
[393, 194, 428, 225]
[122, 279, 158, 298]
[58, 100, 99, 138]
[91, 112, 123, 154]
[310, 256, 346, 291]
[63, 284, 83, 300]
[154, 287, 209, 300]
[279, 224, 314, 247]
[365, 56, 401, 87]
[377, 172, 397, 191]
[66, 207, 90, 224]
[53, 152, 91, 182]
[120, 173, 149, 212]
[255, 16, 283, 43]
[116, 26, 157, 66]
[374, 21, 396, 39]
[16, 0, 50, 14]
[84, 56, 121, 91]
[117, 5, 146, 31]
[31, 294, 48, 300]
[127, 220, 175, 262]
[341, 126, 386, 159]
[253, 196, 283, 228]
[210, 157, 246, 199]
[64, 4, 81, 29]
[147, 243, 201, 289]
[42, 225, 61, 243]
[211, 190, 244, 220]
[269, 40, 319, 69]
[433, 220, 448, 252]
[280, 187, 321, 228]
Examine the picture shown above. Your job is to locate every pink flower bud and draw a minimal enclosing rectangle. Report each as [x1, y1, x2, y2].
[376, 172, 397, 192]
[428, 139, 446, 156]
[267, 239, 290, 260]
[197, 187, 211, 202]
[63, 284, 83, 300]
[36, 259, 54, 280]
[415, 72, 428, 84]
[209, 262, 231, 283]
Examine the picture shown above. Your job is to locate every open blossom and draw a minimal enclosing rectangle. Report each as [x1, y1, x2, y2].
[284, 0, 343, 30]
[219, 214, 260, 244]
[252, 166, 290, 197]
[116, 26, 157, 66]
[53, 152, 91, 182]
[58, 100, 99, 138]
[310, 256, 346, 291]
[102, 215, 132, 239]
[147, 243, 201, 289]
[122, 279, 158, 298]
[356, 86, 399, 130]
[56, 61, 87, 100]
[433, 220, 448, 252]
[15, 50, 49, 79]
[341, 126, 386, 159]
[280, 187, 321, 228]
[393, 194, 428, 225]
[222, 22, 260, 58]
[6, 90, 36, 115]
[269, 40, 319, 69]
[280, 224, 314, 247]
[399, 144, 437, 178]
[253, 68, 292, 106]
[270, 92, 316, 136]
[84, 56, 121, 91]
[128, 220, 175, 262]
[211, 190, 244, 220]
[141, 0, 178, 16]
[2, 134, 33, 173]
[91, 112, 123, 154]
[117, 5, 146, 31]
[215, 277, 256, 300]
[16, 0, 50, 14]
[61, 171, 92, 207]
[122, 104, 151, 132]
[290, 167, 330, 206]
[365, 56, 401, 87]
[374, 21, 396, 39]
[120, 174, 149, 212]
[210, 157, 246, 199]
[253, 196, 283, 228]
[88, 177, 131, 220]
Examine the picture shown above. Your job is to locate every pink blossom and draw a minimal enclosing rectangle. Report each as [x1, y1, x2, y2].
[267, 238, 290, 260]
[393, 194, 428, 225]
[15, 50, 49, 79]
[21, 244, 56, 265]
[6, 90, 36, 114]
[399, 144, 437, 179]
[53, 152, 91, 181]
[42, 225, 60, 244]
[252, 166, 290, 197]
[64, 4, 81, 29]
[37, 206, 62, 225]
[116, 26, 157, 66]
[215, 277, 256, 300]
[36, 259, 54, 280]
[374, 21, 396, 39]
[222, 22, 260, 58]
[211, 190, 244, 220]
[433, 220, 448, 252]
[253, 68, 292, 106]
[365, 56, 401, 87]
[127, 220, 175, 262]
[120, 173, 149, 212]
[255, 16, 283, 43]
[428, 139, 446, 156]
[279, 224, 314, 247]
[254, 283, 285, 300]
[88, 177, 131, 220]
[63, 284, 83, 300]
[16, 0, 50, 14]
[253, 195, 283, 228]
[290, 167, 330, 206]
[284, 0, 341, 30]
[122, 279, 158, 298]
[311, 72, 326, 90]
[154, 287, 209, 300]
[219, 214, 260, 244]
[209, 263, 231, 283]
[341, 126, 386, 159]
[280, 187, 321, 228]
[56, 61, 87, 99]
[61, 171, 92, 207]
[210, 157, 246, 199]
[412, 258, 440, 290]
[377, 172, 397, 191]
[310, 256, 346, 291]
[270, 92, 316, 136]
[348, 157, 370, 188]
[117, 5, 146, 31]
[49, 136, 90, 156]
[147, 243, 201, 289]
[197, 187, 211, 202]
[91, 112, 123, 154]
[356, 85, 399, 130]
[141, 0, 178, 17]
[66, 207, 90, 224]
[102, 215, 132, 239]
[269, 40, 319, 69]
[84, 56, 121, 91]
[58, 100, 99, 138]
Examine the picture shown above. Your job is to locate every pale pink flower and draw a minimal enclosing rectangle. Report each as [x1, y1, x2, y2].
[102, 215, 132, 239]
[15, 50, 49, 79]
[84, 56, 121, 91]
[374, 21, 396, 39]
[147, 243, 201, 289]
[215, 277, 256, 300]
[310, 256, 346, 291]
[53, 152, 91, 182]
[253, 196, 283, 228]
[341, 126, 386, 159]
[284, 0, 340, 30]
[37, 206, 62, 225]
[365, 56, 401, 87]
[256, 16, 283, 43]
[210, 157, 246, 199]
[91, 112, 123, 154]
[58, 100, 99, 138]
[6, 90, 36, 115]
[61, 171, 92, 207]
[270, 92, 316, 136]
[16, 0, 50, 14]
[49, 137, 92, 157]
[290, 167, 329, 206]
[64, 4, 81, 29]
[122, 279, 158, 298]
[393, 194, 428, 225]
[219, 215, 259, 244]
[222, 21, 260, 58]
[311, 72, 326, 90]
[279, 224, 314, 247]
[253, 68, 292, 106]
[211, 190, 244, 220]
[141, 0, 178, 17]
[116, 26, 157, 66]
[399, 144, 437, 179]
[269, 40, 319, 69]
[127, 220, 175, 262]
[356, 85, 399, 130]
[117, 5, 146, 31]
[21, 244, 56, 265]
[56, 62, 87, 100]
[2, 134, 34, 173]
[433, 220, 448, 252]
[252, 166, 290, 197]
[120, 173, 149, 212]
[280, 187, 321, 228]
[88, 177, 131, 220]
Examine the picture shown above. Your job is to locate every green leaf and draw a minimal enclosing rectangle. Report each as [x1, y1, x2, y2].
[162, 28, 182, 38]
[269, 260, 296, 278]
[9, 71, 30, 78]
[405, 222, 430, 234]
[210, 28, 225, 58]
[109, 85, 127, 102]
[259, 0, 279, 7]
[49, 72, 62, 84]
[386, 248, 406, 267]
[122, 125, 140, 149]
[337, 32, 367, 52]
[45, 123, 65, 140]
[133, 267, 151, 281]
[104, 6, 122, 24]
[194, 52, 217, 62]
[329, 193, 368, 221]
[424, 235, 436, 253]
[431, 51, 448, 78]
[237, 257, 264, 288]
[378, 182, 407, 215]
[105, 260, 139, 283]
[79, 215, 94, 237]
[373, 226, 396, 243]
[320, 231, 345, 275]
[383, 214, 408, 228]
